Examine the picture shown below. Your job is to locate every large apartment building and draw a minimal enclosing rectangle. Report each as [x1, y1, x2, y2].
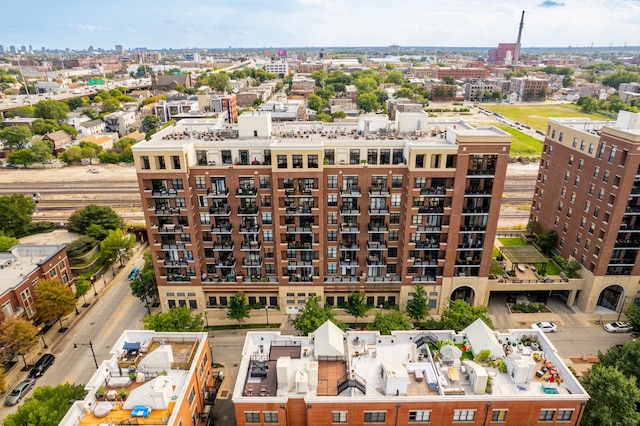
[232, 321, 588, 426]
[531, 111, 640, 314]
[132, 112, 510, 314]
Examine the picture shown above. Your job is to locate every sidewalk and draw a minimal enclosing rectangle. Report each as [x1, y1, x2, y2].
[3, 242, 148, 394]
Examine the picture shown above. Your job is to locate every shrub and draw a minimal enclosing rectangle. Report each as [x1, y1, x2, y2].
[66, 236, 97, 258]
[511, 302, 544, 313]
[26, 221, 56, 235]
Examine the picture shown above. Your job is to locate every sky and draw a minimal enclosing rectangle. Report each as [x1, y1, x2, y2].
[1, 0, 640, 51]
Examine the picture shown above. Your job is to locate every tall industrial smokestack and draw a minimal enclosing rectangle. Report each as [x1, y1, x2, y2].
[514, 10, 525, 64]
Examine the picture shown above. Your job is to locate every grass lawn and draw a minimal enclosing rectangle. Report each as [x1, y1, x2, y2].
[498, 238, 529, 247]
[483, 103, 613, 133]
[495, 124, 543, 158]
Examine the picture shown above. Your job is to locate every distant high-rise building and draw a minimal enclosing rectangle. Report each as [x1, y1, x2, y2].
[115, 44, 124, 54]
[88, 45, 94, 53]
[0, 45, 5, 54]
[28, 45, 32, 52]
[9, 45, 16, 54]
[20, 45, 26, 53]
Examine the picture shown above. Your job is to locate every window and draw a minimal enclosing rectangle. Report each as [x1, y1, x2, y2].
[572, 137, 578, 148]
[293, 154, 303, 168]
[603, 170, 610, 183]
[568, 155, 573, 166]
[392, 175, 403, 188]
[388, 247, 398, 258]
[539, 410, 555, 421]
[261, 195, 272, 207]
[141, 155, 150, 169]
[367, 149, 378, 165]
[593, 207, 599, 218]
[453, 409, 475, 422]
[245, 412, 260, 423]
[350, 149, 361, 164]
[578, 159, 584, 170]
[277, 155, 287, 168]
[392, 149, 403, 164]
[172, 155, 181, 169]
[558, 132, 563, 142]
[584, 201, 590, 212]
[564, 170, 570, 182]
[598, 143, 606, 159]
[263, 412, 278, 423]
[188, 387, 195, 405]
[308, 155, 318, 168]
[415, 177, 426, 188]
[608, 146, 616, 163]
[598, 189, 605, 201]
[364, 412, 386, 423]
[588, 143, 594, 154]
[557, 409, 573, 421]
[260, 176, 270, 189]
[189, 300, 197, 309]
[390, 213, 400, 224]
[328, 262, 337, 274]
[415, 154, 425, 168]
[263, 230, 273, 242]
[328, 194, 338, 206]
[574, 176, 580, 187]
[327, 212, 338, 224]
[262, 213, 272, 225]
[391, 194, 401, 207]
[593, 166, 600, 178]
[588, 184, 595, 195]
[328, 176, 338, 189]
[389, 230, 399, 241]
[324, 149, 335, 165]
[328, 230, 337, 242]
[409, 410, 431, 422]
[491, 409, 507, 422]
[263, 149, 271, 165]
[328, 247, 337, 258]
[332, 411, 347, 423]
[156, 155, 166, 169]
[195, 176, 206, 189]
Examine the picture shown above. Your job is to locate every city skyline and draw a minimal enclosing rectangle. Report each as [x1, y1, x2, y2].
[2, 0, 640, 51]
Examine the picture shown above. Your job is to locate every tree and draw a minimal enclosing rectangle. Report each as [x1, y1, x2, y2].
[438, 299, 493, 332]
[0, 318, 38, 368]
[3, 105, 35, 118]
[143, 306, 204, 332]
[443, 76, 456, 85]
[34, 279, 77, 331]
[406, 283, 429, 322]
[580, 364, 640, 426]
[0, 193, 36, 237]
[67, 204, 125, 234]
[307, 93, 323, 112]
[291, 296, 343, 335]
[31, 139, 54, 165]
[2, 383, 87, 426]
[85, 223, 109, 241]
[0, 126, 32, 150]
[101, 98, 120, 114]
[31, 118, 60, 135]
[356, 92, 380, 112]
[66, 97, 84, 110]
[525, 220, 541, 236]
[0, 235, 19, 251]
[141, 115, 161, 140]
[579, 96, 599, 113]
[345, 291, 368, 325]
[207, 72, 231, 92]
[598, 339, 640, 382]
[100, 228, 136, 267]
[536, 230, 558, 255]
[385, 71, 404, 85]
[7, 148, 36, 168]
[58, 146, 84, 165]
[130, 249, 159, 308]
[624, 304, 640, 337]
[370, 310, 413, 335]
[34, 99, 70, 122]
[0, 367, 6, 394]
[75, 277, 91, 306]
[135, 65, 153, 77]
[227, 292, 251, 327]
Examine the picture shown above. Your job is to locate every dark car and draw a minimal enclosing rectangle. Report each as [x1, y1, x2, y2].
[29, 353, 55, 378]
[5, 378, 35, 406]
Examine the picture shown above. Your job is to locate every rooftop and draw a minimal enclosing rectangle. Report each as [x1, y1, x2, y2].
[0, 245, 66, 296]
[60, 330, 210, 426]
[232, 320, 588, 404]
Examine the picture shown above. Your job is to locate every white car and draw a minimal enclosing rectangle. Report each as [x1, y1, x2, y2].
[603, 321, 632, 333]
[531, 321, 557, 333]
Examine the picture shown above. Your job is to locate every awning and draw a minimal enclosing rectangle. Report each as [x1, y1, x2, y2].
[123, 342, 141, 351]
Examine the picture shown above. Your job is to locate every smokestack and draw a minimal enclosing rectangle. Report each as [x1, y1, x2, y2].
[514, 10, 525, 64]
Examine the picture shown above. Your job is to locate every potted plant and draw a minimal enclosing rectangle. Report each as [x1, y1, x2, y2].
[96, 385, 105, 398]
[118, 388, 128, 400]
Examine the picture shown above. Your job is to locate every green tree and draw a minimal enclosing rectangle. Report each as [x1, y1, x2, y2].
[0, 318, 38, 368]
[370, 310, 413, 335]
[345, 291, 369, 325]
[443, 76, 456, 85]
[31, 118, 60, 135]
[33, 279, 77, 331]
[291, 295, 343, 335]
[130, 249, 159, 308]
[356, 92, 380, 112]
[67, 204, 125, 234]
[2, 383, 87, 426]
[66, 97, 84, 110]
[34, 99, 70, 122]
[31, 139, 54, 165]
[439, 299, 493, 332]
[207, 72, 231, 92]
[602, 70, 640, 89]
[0, 126, 32, 150]
[580, 364, 640, 426]
[354, 76, 378, 94]
[624, 304, 640, 337]
[385, 71, 405, 85]
[227, 292, 251, 327]
[0, 367, 6, 394]
[75, 277, 92, 306]
[58, 146, 83, 165]
[394, 87, 415, 99]
[406, 283, 429, 322]
[536, 230, 558, 255]
[135, 65, 153, 77]
[100, 228, 135, 267]
[598, 338, 640, 382]
[85, 223, 109, 241]
[141, 115, 161, 140]
[143, 306, 204, 332]
[307, 93, 323, 112]
[101, 98, 120, 114]
[3, 105, 35, 118]
[8, 148, 36, 168]
[0, 235, 19, 251]
[0, 193, 36, 237]
[526, 220, 541, 236]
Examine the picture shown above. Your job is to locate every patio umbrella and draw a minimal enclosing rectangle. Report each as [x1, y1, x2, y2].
[440, 345, 463, 360]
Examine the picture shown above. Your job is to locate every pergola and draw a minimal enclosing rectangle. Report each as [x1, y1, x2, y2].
[499, 246, 549, 273]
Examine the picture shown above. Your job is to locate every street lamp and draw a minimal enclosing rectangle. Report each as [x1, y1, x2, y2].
[617, 295, 636, 321]
[74, 341, 99, 369]
[109, 258, 115, 275]
[37, 326, 48, 349]
[265, 306, 270, 327]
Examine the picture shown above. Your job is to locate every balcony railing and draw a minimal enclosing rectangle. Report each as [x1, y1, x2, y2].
[241, 242, 262, 251]
[209, 206, 231, 216]
[207, 188, 229, 197]
[236, 187, 257, 197]
[151, 189, 178, 197]
[368, 224, 388, 232]
[420, 187, 446, 196]
[287, 242, 313, 250]
[368, 207, 389, 215]
[340, 207, 360, 215]
[158, 225, 183, 233]
[340, 225, 360, 233]
[340, 187, 361, 197]
[154, 207, 181, 215]
[238, 207, 259, 215]
[340, 243, 359, 250]
[369, 187, 390, 196]
[286, 226, 312, 233]
[213, 243, 234, 250]
[239, 226, 261, 234]
[211, 225, 233, 233]
[367, 241, 387, 250]
[339, 258, 358, 266]
[366, 256, 386, 266]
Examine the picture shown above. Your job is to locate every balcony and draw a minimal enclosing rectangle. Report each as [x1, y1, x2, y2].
[340, 187, 361, 197]
[236, 187, 257, 197]
[284, 188, 313, 197]
[368, 207, 390, 215]
[286, 206, 313, 216]
[215, 257, 236, 267]
[238, 206, 259, 215]
[467, 168, 496, 177]
[420, 187, 446, 196]
[151, 189, 178, 198]
[287, 242, 313, 250]
[157, 224, 182, 233]
[340, 257, 358, 266]
[154, 207, 181, 216]
[367, 241, 387, 250]
[209, 206, 231, 216]
[464, 187, 493, 196]
[288, 260, 313, 267]
[166, 273, 196, 283]
[417, 205, 444, 214]
[416, 225, 441, 233]
[211, 224, 233, 234]
[161, 243, 185, 250]
[340, 243, 359, 251]
[207, 188, 229, 198]
[324, 276, 359, 284]
[340, 225, 360, 233]
[412, 258, 438, 266]
[239, 225, 261, 234]
[368, 224, 388, 233]
[213, 242, 234, 251]
[369, 187, 390, 196]
[366, 256, 386, 266]
[460, 225, 487, 233]
[415, 241, 440, 250]
[241, 242, 262, 251]
[462, 207, 491, 214]
[164, 259, 192, 267]
[412, 275, 438, 283]
[340, 207, 361, 216]
[242, 258, 263, 267]
[286, 226, 312, 233]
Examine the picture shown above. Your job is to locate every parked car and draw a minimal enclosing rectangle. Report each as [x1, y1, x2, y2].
[531, 321, 557, 333]
[5, 378, 35, 406]
[128, 267, 141, 280]
[29, 353, 55, 378]
[604, 321, 632, 333]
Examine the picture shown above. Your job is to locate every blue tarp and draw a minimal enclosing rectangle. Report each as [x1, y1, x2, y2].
[123, 342, 140, 351]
